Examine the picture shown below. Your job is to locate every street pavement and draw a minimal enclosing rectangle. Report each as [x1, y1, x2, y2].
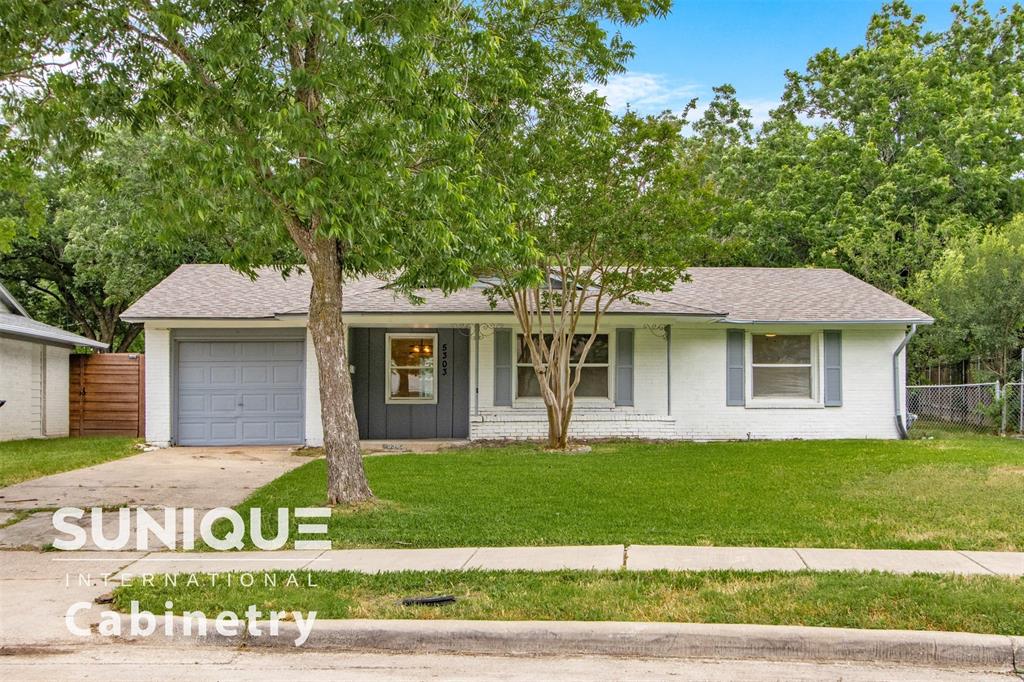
[0, 645, 1017, 681]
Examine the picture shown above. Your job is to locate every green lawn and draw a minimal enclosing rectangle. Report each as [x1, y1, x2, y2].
[0, 436, 140, 487]
[231, 437, 1024, 551]
[115, 569, 1024, 635]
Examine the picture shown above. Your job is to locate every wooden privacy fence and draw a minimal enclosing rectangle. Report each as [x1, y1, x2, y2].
[69, 353, 145, 437]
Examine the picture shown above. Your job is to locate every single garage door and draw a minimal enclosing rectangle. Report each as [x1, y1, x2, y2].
[176, 340, 304, 445]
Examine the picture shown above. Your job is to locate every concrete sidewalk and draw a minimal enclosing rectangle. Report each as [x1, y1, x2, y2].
[2, 547, 1022, 650]
[76, 544, 1024, 577]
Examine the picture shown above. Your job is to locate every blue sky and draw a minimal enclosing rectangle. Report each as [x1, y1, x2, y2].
[596, 0, 1004, 124]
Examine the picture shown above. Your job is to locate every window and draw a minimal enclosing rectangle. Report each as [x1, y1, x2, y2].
[516, 334, 609, 399]
[750, 334, 814, 399]
[386, 333, 437, 404]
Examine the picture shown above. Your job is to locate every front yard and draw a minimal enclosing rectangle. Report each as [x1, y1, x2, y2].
[235, 437, 1024, 551]
[0, 436, 140, 487]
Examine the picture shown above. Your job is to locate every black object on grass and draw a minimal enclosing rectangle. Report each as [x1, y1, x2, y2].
[402, 595, 457, 607]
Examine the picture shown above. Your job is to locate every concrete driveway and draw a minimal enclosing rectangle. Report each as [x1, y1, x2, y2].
[0, 446, 314, 549]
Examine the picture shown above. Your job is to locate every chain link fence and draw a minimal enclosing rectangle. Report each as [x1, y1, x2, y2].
[907, 382, 1024, 436]
[1006, 382, 1023, 434]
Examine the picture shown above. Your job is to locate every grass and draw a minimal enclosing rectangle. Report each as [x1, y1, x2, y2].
[0, 436, 140, 487]
[228, 437, 1024, 551]
[115, 569, 1024, 635]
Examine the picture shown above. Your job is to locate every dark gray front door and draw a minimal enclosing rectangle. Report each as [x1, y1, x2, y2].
[350, 328, 470, 439]
[176, 340, 305, 445]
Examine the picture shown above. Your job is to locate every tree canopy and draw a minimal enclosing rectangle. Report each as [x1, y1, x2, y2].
[2, 0, 671, 500]
[695, 0, 1024, 296]
[0, 131, 228, 350]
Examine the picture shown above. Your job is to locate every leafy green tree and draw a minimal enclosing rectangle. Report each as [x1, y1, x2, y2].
[487, 105, 710, 449]
[2, 0, 668, 502]
[700, 1, 1024, 296]
[1, 132, 226, 351]
[913, 216, 1024, 382]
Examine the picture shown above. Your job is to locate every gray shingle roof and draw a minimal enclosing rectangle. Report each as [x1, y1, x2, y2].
[121, 264, 932, 324]
[0, 315, 109, 349]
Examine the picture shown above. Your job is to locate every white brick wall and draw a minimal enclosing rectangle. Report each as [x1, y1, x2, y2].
[670, 326, 904, 440]
[471, 411, 677, 440]
[144, 326, 172, 446]
[44, 346, 70, 436]
[0, 338, 71, 441]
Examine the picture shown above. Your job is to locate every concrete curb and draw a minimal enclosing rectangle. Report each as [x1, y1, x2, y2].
[128, 616, 1022, 672]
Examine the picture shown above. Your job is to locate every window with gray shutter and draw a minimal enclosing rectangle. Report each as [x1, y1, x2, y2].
[493, 328, 512, 406]
[823, 330, 842, 407]
[726, 329, 745, 406]
[614, 328, 634, 406]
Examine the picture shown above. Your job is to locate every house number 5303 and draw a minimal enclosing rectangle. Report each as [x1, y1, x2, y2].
[441, 343, 449, 376]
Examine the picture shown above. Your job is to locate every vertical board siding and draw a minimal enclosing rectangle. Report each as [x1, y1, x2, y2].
[350, 328, 470, 439]
[69, 353, 146, 437]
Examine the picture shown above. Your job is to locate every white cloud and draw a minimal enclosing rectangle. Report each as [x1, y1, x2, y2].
[591, 72, 700, 115]
[591, 71, 783, 131]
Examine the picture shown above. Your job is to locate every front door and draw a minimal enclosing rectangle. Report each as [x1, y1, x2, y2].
[349, 328, 470, 439]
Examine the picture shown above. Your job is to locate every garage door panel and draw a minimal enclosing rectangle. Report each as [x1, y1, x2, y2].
[179, 343, 211, 361]
[178, 366, 206, 385]
[176, 339, 304, 446]
[241, 342, 270, 359]
[209, 343, 241, 359]
[241, 394, 268, 412]
[210, 421, 240, 440]
[272, 364, 302, 385]
[241, 366, 269, 384]
[241, 421, 269, 440]
[273, 422, 302, 441]
[273, 394, 301, 412]
[177, 392, 209, 414]
[210, 394, 238, 413]
[209, 366, 241, 385]
[273, 341, 303, 360]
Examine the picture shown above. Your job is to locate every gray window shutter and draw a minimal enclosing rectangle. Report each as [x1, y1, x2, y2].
[823, 330, 842, 407]
[493, 328, 512, 406]
[615, 328, 634, 406]
[726, 329, 745, 406]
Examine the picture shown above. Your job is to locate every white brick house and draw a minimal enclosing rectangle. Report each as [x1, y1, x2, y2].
[0, 282, 107, 441]
[122, 265, 932, 447]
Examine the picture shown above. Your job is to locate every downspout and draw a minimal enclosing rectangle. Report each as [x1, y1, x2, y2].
[892, 324, 918, 439]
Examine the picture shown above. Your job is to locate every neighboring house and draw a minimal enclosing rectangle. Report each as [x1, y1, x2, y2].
[0, 282, 108, 441]
[122, 264, 933, 447]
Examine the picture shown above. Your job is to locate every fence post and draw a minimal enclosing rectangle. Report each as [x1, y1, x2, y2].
[996, 380, 1006, 435]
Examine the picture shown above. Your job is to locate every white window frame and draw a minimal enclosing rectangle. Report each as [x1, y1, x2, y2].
[745, 331, 824, 408]
[513, 332, 614, 404]
[385, 332, 439, 405]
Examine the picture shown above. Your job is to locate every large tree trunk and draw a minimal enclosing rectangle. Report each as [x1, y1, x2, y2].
[305, 237, 373, 505]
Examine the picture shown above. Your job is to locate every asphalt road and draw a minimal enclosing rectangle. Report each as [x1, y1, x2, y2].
[0, 644, 1017, 682]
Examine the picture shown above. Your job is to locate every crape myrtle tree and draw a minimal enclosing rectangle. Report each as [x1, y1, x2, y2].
[485, 101, 711, 450]
[2, 0, 669, 502]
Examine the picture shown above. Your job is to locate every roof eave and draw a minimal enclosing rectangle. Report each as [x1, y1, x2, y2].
[718, 318, 934, 325]
[0, 327, 109, 349]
